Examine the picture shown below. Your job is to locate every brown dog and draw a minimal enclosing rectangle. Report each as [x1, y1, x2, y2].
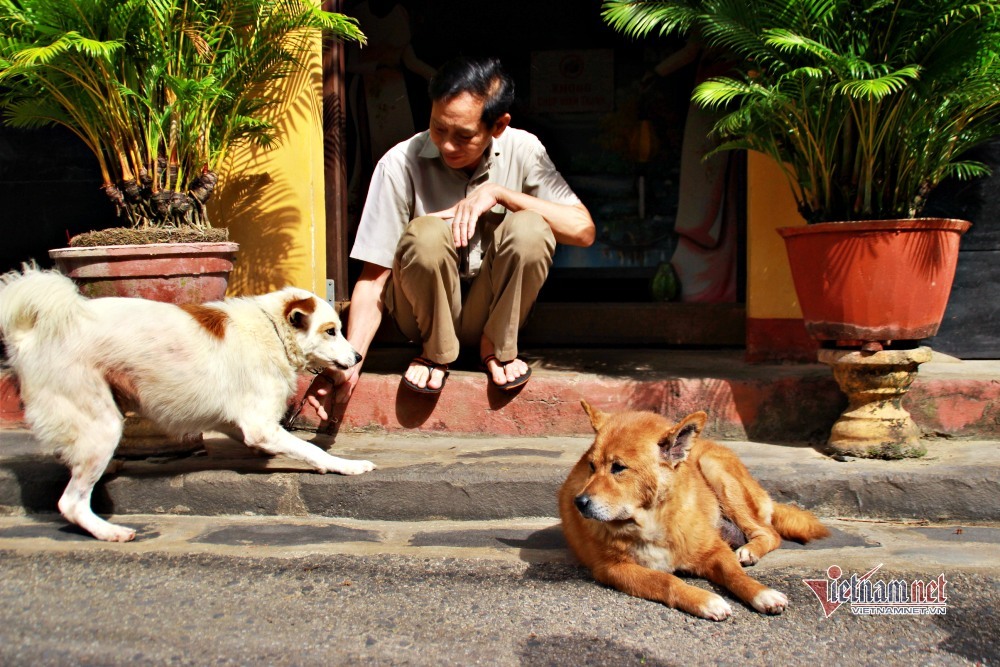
[559, 401, 829, 620]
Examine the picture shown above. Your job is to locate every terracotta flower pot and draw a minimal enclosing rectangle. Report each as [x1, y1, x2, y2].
[48, 241, 239, 457]
[49, 241, 239, 304]
[777, 219, 970, 344]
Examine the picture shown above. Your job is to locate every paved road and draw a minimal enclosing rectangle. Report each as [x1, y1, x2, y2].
[0, 515, 996, 665]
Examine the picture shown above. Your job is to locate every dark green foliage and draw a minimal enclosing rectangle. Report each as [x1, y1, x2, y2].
[602, 1, 1000, 222]
[0, 0, 364, 228]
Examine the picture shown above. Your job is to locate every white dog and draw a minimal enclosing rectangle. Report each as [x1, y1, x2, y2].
[0, 266, 374, 542]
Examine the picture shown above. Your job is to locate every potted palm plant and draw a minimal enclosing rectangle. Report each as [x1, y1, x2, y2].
[602, 0, 999, 348]
[0, 0, 364, 303]
[603, 1, 1000, 459]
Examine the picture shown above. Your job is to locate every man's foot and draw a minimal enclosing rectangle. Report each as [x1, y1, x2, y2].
[480, 336, 531, 390]
[479, 337, 529, 391]
[402, 357, 449, 394]
[482, 354, 531, 390]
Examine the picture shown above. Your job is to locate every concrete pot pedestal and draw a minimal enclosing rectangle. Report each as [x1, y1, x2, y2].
[819, 346, 933, 459]
[119, 413, 205, 458]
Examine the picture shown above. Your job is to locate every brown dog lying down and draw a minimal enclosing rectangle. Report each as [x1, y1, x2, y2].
[559, 401, 829, 620]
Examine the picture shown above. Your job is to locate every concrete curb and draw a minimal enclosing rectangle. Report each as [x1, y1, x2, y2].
[1, 429, 997, 522]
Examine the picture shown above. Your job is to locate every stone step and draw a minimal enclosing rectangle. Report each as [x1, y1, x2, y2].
[1, 429, 998, 523]
[294, 348, 1000, 442]
[4, 349, 998, 442]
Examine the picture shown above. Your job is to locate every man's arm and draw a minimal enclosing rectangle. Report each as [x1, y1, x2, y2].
[341, 262, 392, 370]
[436, 182, 596, 248]
[307, 262, 391, 417]
[492, 186, 595, 246]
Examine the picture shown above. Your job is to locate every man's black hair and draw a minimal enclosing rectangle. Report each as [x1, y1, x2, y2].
[428, 56, 515, 127]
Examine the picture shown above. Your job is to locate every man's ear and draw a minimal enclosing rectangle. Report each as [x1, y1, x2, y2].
[580, 400, 608, 432]
[658, 411, 708, 466]
[491, 112, 511, 138]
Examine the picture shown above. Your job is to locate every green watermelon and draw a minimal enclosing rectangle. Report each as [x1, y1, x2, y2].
[650, 262, 679, 301]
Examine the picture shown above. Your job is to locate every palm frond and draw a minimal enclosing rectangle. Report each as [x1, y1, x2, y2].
[942, 160, 992, 180]
[835, 65, 921, 101]
[602, 0, 1000, 221]
[600, 0, 701, 40]
[0, 0, 366, 228]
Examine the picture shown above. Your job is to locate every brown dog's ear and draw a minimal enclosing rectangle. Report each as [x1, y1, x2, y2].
[580, 400, 608, 432]
[658, 411, 708, 466]
[287, 307, 309, 330]
[284, 296, 317, 330]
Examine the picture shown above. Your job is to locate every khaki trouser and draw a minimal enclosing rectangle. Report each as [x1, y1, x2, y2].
[386, 210, 555, 365]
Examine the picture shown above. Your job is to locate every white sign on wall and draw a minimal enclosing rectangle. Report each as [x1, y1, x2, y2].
[530, 49, 614, 113]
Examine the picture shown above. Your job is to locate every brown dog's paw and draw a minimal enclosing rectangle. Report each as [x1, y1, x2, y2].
[696, 593, 733, 621]
[752, 588, 788, 614]
[736, 545, 760, 566]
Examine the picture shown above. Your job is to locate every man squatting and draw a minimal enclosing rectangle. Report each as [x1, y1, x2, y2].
[308, 56, 595, 414]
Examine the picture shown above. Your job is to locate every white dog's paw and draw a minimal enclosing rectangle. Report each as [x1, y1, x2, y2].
[95, 525, 137, 543]
[696, 594, 733, 621]
[736, 545, 760, 566]
[325, 459, 376, 476]
[752, 588, 788, 615]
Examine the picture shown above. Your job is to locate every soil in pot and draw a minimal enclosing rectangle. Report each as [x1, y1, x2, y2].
[70, 226, 229, 247]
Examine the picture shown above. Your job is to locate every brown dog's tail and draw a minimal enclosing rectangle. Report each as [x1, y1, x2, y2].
[772, 503, 830, 543]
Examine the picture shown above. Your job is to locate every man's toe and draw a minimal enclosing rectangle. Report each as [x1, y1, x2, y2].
[406, 364, 427, 388]
[488, 361, 506, 386]
[507, 360, 527, 383]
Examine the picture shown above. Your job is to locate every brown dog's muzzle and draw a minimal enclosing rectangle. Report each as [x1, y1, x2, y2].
[574, 494, 602, 520]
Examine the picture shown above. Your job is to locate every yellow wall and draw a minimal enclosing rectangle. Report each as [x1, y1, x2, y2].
[209, 34, 327, 297]
[746, 151, 807, 319]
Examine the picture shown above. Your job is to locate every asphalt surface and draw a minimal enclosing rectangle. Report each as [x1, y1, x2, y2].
[0, 514, 997, 666]
[2, 409, 998, 665]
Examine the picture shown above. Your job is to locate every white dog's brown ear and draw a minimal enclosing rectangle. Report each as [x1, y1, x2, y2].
[658, 411, 708, 466]
[580, 400, 607, 432]
[284, 297, 317, 330]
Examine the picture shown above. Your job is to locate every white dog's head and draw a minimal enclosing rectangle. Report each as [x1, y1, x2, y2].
[273, 288, 361, 372]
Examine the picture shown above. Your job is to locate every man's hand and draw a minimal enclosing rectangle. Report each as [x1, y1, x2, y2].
[430, 183, 503, 248]
[305, 365, 362, 421]
[430, 183, 595, 249]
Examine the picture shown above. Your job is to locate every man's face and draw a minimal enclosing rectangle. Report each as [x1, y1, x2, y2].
[429, 91, 509, 173]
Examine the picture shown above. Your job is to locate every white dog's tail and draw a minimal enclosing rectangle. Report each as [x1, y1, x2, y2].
[0, 264, 88, 346]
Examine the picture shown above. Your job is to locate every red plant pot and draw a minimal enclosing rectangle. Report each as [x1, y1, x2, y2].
[49, 242, 239, 304]
[777, 219, 970, 344]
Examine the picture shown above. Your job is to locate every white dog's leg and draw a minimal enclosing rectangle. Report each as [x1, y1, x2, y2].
[57, 412, 135, 542]
[240, 423, 375, 475]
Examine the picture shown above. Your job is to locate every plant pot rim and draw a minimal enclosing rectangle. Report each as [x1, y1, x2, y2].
[777, 218, 971, 238]
[49, 242, 240, 258]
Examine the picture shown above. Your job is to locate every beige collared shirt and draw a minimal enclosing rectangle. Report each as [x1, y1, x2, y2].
[350, 126, 581, 278]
